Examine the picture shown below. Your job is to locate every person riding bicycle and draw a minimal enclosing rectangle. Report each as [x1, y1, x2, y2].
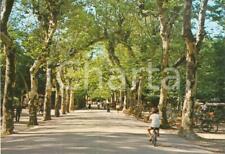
[147, 107, 160, 140]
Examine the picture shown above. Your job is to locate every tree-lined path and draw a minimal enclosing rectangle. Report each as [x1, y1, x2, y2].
[1, 0, 225, 153]
[1, 110, 223, 154]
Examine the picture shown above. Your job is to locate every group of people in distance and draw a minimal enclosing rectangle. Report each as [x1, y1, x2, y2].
[86, 100, 111, 112]
[86, 98, 160, 140]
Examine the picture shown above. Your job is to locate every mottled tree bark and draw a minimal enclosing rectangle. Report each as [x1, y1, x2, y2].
[43, 62, 52, 121]
[2, 46, 15, 134]
[61, 88, 66, 114]
[1, 0, 15, 134]
[130, 79, 138, 110]
[158, 39, 170, 128]
[56, 67, 66, 114]
[28, 58, 43, 126]
[54, 81, 60, 117]
[137, 77, 142, 105]
[119, 90, 122, 106]
[179, 0, 208, 139]
[69, 89, 75, 112]
[122, 94, 127, 111]
[156, 0, 179, 128]
[66, 86, 70, 113]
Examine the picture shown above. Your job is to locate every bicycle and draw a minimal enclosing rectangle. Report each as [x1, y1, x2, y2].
[199, 111, 225, 133]
[148, 128, 158, 147]
[151, 128, 158, 146]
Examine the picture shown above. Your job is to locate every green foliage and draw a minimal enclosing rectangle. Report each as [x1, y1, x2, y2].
[197, 38, 225, 101]
[74, 89, 86, 109]
[1, 0, 225, 111]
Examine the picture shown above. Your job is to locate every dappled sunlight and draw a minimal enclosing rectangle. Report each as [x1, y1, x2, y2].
[2, 110, 221, 154]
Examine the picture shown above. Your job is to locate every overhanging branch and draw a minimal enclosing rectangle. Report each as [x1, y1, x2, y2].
[69, 36, 106, 56]
[172, 55, 186, 68]
[196, 0, 208, 51]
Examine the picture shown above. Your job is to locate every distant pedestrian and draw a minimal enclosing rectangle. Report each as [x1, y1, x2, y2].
[106, 100, 110, 112]
[88, 100, 92, 110]
[15, 97, 22, 123]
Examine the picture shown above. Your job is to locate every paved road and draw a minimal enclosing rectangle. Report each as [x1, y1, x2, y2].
[1, 110, 220, 154]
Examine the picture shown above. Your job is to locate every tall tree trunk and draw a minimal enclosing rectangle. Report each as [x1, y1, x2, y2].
[43, 62, 52, 121]
[56, 67, 66, 114]
[179, 0, 208, 139]
[28, 58, 44, 126]
[2, 46, 15, 134]
[1, 0, 15, 134]
[156, 0, 179, 128]
[28, 70, 38, 125]
[122, 93, 127, 111]
[137, 78, 142, 105]
[179, 47, 198, 138]
[65, 86, 70, 113]
[61, 88, 66, 114]
[126, 89, 132, 109]
[119, 90, 123, 106]
[54, 81, 60, 117]
[158, 39, 170, 128]
[130, 91, 137, 112]
[113, 91, 116, 104]
[69, 89, 75, 112]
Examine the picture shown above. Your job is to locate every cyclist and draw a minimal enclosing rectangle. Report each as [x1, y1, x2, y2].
[147, 107, 160, 141]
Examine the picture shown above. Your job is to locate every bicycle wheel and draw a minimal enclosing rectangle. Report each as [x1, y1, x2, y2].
[151, 132, 157, 147]
[201, 120, 212, 132]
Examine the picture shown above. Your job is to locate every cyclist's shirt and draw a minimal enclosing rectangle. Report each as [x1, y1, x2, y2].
[149, 113, 160, 128]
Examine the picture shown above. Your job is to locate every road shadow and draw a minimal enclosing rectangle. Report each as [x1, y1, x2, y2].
[2, 131, 221, 154]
